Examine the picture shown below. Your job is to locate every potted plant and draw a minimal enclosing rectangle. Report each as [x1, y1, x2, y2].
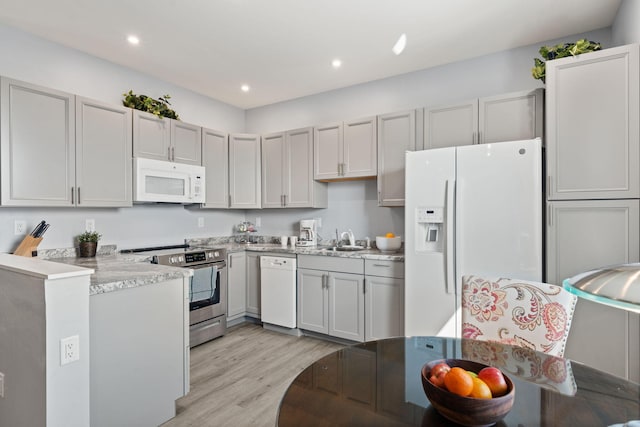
[532, 39, 602, 83]
[77, 231, 101, 258]
[122, 90, 180, 119]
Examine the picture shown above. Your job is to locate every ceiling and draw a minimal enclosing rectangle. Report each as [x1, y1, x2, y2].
[0, 0, 621, 109]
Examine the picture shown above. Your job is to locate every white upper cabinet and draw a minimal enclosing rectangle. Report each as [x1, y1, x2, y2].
[1, 78, 75, 206]
[479, 89, 543, 144]
[1, 78, 131, 207]
[201, 128, 229, 209]
[424, 99, 478, 149]
[229, 133, 261, 209]
[314, 116, 377, 180]
[546, 44, 639, 200]
[377, 110, 416, 206]
[262, 127, 327, 208]
[75, 97, 132, 207]
[423, 89, 543, 149]
[133, 110, 202, 165]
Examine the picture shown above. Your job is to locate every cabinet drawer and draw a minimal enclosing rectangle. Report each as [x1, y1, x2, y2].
[365, 259, 404, 278]
[298, 255, 364, 274]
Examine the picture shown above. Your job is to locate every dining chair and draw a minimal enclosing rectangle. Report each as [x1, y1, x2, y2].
[461, 275, 578, 357]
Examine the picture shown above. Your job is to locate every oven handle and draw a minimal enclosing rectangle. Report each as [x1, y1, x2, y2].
[187, 261, 226, 270]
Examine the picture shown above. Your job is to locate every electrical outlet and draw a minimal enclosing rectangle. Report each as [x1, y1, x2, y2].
[255, 217, 261, 227]
[197, 217, 204, 228]
[60, 335, 80, 366]
[85, 219, 95, 232]
[14, 220, 26, 235]
[0, 372, 4, 398]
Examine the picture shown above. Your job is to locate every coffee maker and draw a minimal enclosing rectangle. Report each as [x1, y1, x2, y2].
[298, 219, 318, 247]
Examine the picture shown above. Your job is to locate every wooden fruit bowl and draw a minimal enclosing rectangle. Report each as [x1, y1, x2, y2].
[421, 359, 515, 427]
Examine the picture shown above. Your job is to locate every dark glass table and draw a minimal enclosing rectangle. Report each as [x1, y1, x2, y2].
[277, 337, 640, 426]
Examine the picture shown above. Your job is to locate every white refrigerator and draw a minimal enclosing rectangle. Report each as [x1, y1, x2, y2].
[404, 138, 543, 337]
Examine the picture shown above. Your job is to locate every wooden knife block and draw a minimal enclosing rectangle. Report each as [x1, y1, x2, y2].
[14, 235, 43, 257]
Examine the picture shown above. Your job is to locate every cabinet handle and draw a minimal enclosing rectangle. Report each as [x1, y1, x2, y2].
[548, 204, 553, 227]
[172, 146, 175, 162]
[77, 187, 81, 205]
[283, 194, 287, 206]
[168, 146, 172, 161]
[372, 264, 390, 267]
[363, 278, 366, 294]
[478, 131, 483, 144]
[229, 195, 232, 207]
[472, 131, 477, 145]
[229, 255, 232, 269]
[71, 187, 74, 204]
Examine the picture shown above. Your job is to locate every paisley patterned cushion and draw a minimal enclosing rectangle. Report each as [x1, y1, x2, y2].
[461, 275, 578, 357]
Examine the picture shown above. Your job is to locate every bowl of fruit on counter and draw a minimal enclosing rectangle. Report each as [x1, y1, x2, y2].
[376, 232, 402, 253]
[421, 359, 515, 427]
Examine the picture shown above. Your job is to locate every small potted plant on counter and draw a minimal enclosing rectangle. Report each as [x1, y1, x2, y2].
[77, 231, 101, 258]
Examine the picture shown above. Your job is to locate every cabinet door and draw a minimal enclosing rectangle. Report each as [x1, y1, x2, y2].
[132, 110, 170, 161]
[227, 252, 247, 320]
[343, 116, 377, 178]
[171, 120, 202, 165]
[297, 268, 328, 334]
[75, 97, 132, 207]
[377, 110, 416, 206]
[329, 272, 365, 342]
[546, 199, 639, 379]
[479, 88, 543, 144]
[229, 133, 261, 208]
[546, 44, 640, 200]
[365, 276, 404, 341]
[261, 132, 286, 208]
[287, 127, 319, 207]
[201, 128, 229, 208]
[1, 78, 75, 206]
[424, 100, 478, 149]
[314, 122, 342, 180]
[246, 252, 261, 317]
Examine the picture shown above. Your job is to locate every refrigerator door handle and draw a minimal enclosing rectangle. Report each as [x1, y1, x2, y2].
[445, 178, 456, 294]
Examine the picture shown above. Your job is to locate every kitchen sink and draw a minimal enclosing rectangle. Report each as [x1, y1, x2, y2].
[334, 245, 366, 251]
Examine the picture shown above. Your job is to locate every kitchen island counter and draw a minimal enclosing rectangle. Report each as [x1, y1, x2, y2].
[49, 253, 191, 295]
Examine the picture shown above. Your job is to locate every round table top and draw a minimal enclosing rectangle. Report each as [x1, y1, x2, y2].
[277, 336, 640, 426]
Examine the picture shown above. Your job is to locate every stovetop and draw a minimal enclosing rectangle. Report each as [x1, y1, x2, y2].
[120, 244, 226, 266]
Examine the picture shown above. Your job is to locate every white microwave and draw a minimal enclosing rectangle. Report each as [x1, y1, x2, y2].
[133, 157, 205, 204]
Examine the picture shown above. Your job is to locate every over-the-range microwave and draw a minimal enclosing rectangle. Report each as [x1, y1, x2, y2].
[133, 157, 205, 204]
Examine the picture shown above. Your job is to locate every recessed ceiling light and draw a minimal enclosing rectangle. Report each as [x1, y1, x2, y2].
[331, 59, 342, 69]
[241, 84, 250, 92]
[392, 33, 407, 55]
[127, 35, 140, 45]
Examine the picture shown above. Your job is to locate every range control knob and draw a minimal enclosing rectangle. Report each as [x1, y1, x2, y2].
[169, 256, 177, 264]
[214, 251, 219, 257]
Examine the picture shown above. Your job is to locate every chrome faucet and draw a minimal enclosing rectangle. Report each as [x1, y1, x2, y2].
[340, 229, 355, 246]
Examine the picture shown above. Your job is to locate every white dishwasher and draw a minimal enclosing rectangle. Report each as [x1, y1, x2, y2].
[260, 256, 297, 328]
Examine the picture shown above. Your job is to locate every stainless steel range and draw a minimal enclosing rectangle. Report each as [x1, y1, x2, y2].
[125, 244, 227, 346]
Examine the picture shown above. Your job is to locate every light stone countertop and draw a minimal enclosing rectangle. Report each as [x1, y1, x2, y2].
[44, 240, 403, 296]
[194, 241, 405, 261]
[50, 254, 191, 296]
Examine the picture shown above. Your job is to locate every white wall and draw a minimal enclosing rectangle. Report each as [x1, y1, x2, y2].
[0, 24, 617, 252]
[245, 28, 612, 242]
[612, 0, 640, 45]
[0, 23, 247, 253]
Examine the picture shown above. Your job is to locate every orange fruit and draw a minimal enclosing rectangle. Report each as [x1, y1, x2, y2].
[385, 232, 395, 238]
[443, 367, 474, 397]
[469, 377, 492, 399]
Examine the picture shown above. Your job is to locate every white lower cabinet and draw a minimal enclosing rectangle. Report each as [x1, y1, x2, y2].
[364, 260, 404, 341]
[227, 252, 247, 321]
[297, 255, 365, 342]
[546, 199, 640, 381]
[246, 252, 261, 317]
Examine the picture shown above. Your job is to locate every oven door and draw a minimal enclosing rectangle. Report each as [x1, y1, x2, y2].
[189, 262, 226, 325]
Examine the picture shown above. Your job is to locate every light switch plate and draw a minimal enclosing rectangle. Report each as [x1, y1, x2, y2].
[0, 372, 4, 398]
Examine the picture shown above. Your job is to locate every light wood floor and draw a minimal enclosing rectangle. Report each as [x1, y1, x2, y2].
[162, 323, 344, 427]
